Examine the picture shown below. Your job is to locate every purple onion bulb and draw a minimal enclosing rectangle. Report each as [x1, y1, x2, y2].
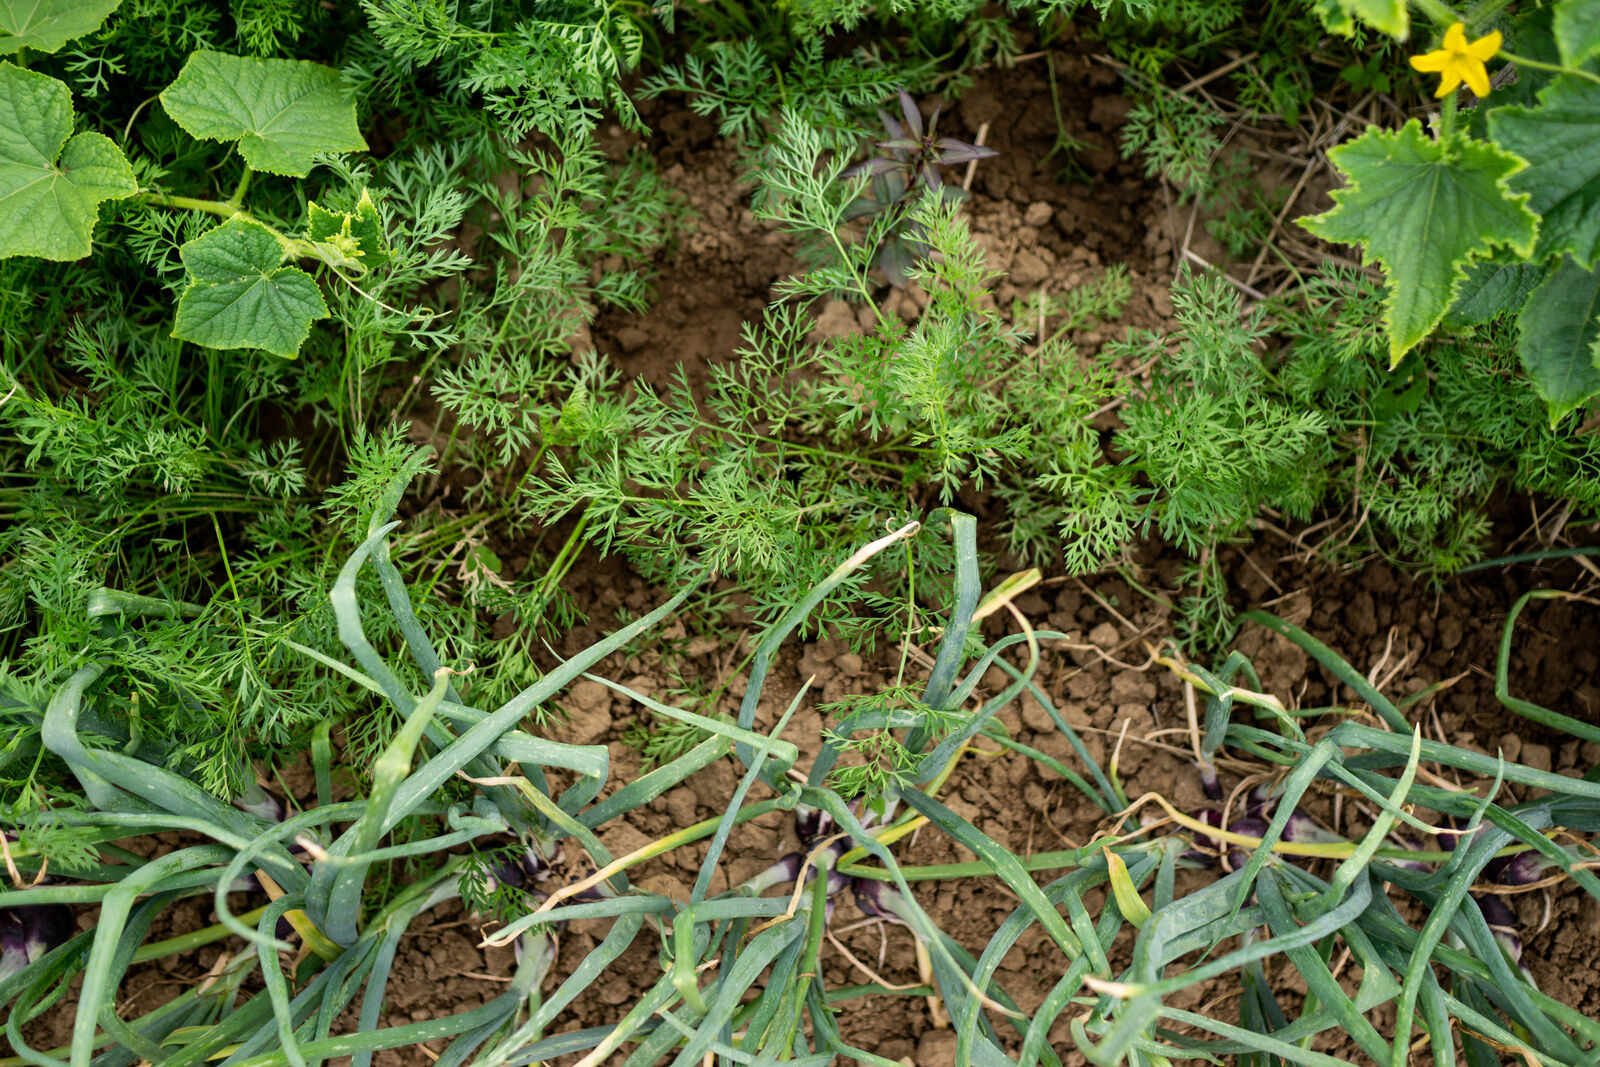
[1179, 809, 1224, 868]
[1484, 849, 1547, 887]
[739, 853, 805, 895]
[0, 904, 75, 982]
[1222, 816, 1269, 872]
[1281, 812, 1345, 846]
[1244, 782, 1279, 819]
[851, 878, 918, 928]
[793, 805, 834, 846]
[1474, 894, 1522, 964]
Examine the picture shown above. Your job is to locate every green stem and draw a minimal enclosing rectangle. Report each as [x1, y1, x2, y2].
[1410, 0, 1462, 28]
[1499, 50, 1600, 86]
[132, 907, 270, 962]
[775, 870, 830, 1059]
[139, 192, 242, 219]
[228, 166, 254, 211]
[1438, 91, 1458, 140]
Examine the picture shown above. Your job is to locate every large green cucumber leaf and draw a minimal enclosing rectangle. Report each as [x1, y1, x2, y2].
[1300, 121, 1537, 365]
[1489, 77, 1600, 269]
[0, 63, 134, 260]
[1310, 0, 1407, 38]
[1554, 0, 1600, 66]
[1517, 256, 1600, 422]
[159, 51, 366, 177]
[172, 217, 328, 357]
[0, 0, 120, 54]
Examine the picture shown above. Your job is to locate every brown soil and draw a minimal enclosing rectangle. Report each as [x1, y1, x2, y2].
[16, 35, 1600, 1067]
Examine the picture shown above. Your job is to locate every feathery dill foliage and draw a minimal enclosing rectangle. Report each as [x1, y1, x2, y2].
[1274, 269, 1600, 573]
[506, 107, 1147, 645]
[429, 137, 675, 482]
[354, 0, 649, 139]
[1104, 265, 1599, 643]
[643, 37, 940, 143]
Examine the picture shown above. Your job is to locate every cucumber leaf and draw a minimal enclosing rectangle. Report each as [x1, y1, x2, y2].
[1489, 77, 1600, 270]
[0, 63, 134, 260]
[1516, 256, 1600, 422]
[1310, 0, 1408, 38]
[1300, 121, 1538, 365]
[1554, 0, 1600, 66]
[159, 51, 366, 177]
[1444, 261, 1546, 327]
[172, 217, 328, 357]
[0, 0, 121, 54]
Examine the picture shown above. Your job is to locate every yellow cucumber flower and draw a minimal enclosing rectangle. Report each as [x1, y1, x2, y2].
[1410, 22, 1503, 98]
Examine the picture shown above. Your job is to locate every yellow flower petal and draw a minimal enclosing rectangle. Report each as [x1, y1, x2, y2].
[1411, 22, 1500, 98]
[1463, 63, 1492, 97]
[1466, 29, 1503, 62]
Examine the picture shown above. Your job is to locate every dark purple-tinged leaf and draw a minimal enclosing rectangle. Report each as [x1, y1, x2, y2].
[842, 196, 884, 222]
[841, 157, 904, 181]
[877, 138, 924, 153]
[879, 238, 915, 287]
[897, 89, 922, 139]
[933, 139, 998, 164]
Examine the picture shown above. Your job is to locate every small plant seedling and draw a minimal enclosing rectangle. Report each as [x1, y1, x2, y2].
[839, 89, 996, 286]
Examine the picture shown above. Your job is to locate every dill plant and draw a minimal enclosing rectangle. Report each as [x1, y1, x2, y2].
[507, 109, 1147, 644]
[1273, 268, 1600, 572]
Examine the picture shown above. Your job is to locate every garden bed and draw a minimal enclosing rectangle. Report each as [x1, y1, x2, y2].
[22, 537, 1599, 1064]
[6, 2, 1600, 1064]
